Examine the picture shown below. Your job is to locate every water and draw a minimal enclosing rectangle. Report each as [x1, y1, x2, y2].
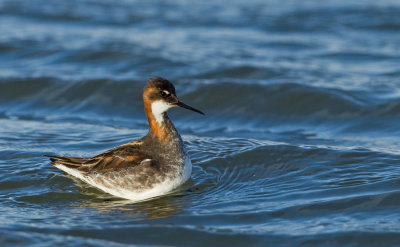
[1, 0, 400, 246]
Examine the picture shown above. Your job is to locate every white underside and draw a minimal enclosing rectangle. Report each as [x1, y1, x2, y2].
[54, 156, 192, 202]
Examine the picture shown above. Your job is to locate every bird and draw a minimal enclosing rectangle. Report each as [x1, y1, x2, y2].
[46, 77, 204, 202]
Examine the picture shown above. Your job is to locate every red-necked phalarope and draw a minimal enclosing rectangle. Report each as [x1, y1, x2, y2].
[46, 77, 204, 202]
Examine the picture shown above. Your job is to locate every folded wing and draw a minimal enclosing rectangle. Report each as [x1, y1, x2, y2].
[46, 144, 154, 175]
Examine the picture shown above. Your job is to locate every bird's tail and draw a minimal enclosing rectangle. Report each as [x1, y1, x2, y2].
[44, 155, 88, 168]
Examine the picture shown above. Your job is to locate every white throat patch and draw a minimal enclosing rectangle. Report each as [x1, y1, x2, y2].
[151, 100, 173, 124]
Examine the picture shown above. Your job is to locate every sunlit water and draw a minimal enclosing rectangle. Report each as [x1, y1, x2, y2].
[1, 0, 400, 246]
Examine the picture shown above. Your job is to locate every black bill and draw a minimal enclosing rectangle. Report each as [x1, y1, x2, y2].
[177, 101, 205, 115]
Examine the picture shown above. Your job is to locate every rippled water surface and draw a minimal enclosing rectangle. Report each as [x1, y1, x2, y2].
[1, 0, 400, 246]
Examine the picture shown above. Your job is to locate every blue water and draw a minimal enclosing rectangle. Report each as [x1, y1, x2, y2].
[1, 0, 400, 246]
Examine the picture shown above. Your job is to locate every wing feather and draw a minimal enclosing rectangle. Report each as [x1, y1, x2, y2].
[46, 142, 153, 174]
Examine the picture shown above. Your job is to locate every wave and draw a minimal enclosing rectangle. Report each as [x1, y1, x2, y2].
[1, 77, 400, 125]
[3, 1, 400, 31]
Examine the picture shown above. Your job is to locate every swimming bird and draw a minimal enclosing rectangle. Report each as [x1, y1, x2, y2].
[46, 77, 204, 202]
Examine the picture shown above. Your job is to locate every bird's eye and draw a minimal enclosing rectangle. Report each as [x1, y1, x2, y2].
[160, 90, 170, 98]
